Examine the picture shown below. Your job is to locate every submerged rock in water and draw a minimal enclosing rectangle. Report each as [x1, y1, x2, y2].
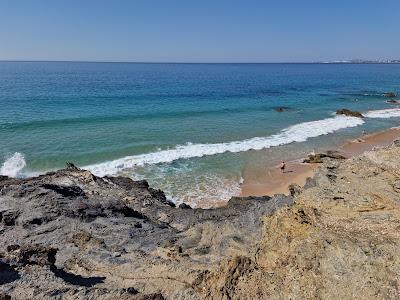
[273, 106, 290, 112]
[336, 108, 364, 118]
[383, 92, 397, 98]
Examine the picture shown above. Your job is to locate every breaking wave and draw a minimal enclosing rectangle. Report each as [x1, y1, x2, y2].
[365, 108, 400, 119]
[86, 115, 365, 176]
[10, 108, 400, 178]
[0, 152, 27, 177]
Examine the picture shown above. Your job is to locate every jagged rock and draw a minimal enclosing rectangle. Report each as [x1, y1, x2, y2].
[0, 176, 9, 182]
[1, 210, 20, 226]
[200, 142, 400, 299]
[304, 155, 323, 163]
[65, 162, 80, 171]
[2, 144, 400, 299]
[41, 184, 86, 198]
[288, 183, 302, 197]
[336, 108, 364, 118]
[386, 99, 398, 104]
[105, 176, 149, 190]
[326, 150, 346, 159]
[1, 244, 57, 267]
[178, 203, 192, 209]
[303, 150, 346, 163]
[70, 231, 105, 249]
[383, 92, 396, 98]
[0, 164, 293, 299]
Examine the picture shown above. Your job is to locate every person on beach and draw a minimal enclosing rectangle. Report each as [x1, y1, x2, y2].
[280, 161, 286, 174]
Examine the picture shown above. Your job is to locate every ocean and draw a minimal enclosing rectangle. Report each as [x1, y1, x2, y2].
[1, 62, 400, 206]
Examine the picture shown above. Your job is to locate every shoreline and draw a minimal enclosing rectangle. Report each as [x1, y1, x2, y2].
[240, 126, 400, 197]
[2, 120, 400, 299]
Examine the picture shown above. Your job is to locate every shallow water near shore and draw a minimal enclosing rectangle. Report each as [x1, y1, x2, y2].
[1, 62, 400, 206]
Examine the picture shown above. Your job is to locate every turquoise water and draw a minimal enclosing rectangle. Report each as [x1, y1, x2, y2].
[1, 62, 400, 206]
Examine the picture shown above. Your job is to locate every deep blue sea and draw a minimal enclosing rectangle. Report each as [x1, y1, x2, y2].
[1, 62, 400, 206]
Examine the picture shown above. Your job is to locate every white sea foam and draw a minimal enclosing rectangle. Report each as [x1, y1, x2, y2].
[86, 115, 365, 176]
[156, 173, 242, 209]
[178, 175, 242, 208]
[365, 108, 400, 119]
[0, 152, 27, 177]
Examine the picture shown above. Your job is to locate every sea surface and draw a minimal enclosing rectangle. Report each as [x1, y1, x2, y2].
[1, 62, 400, 206]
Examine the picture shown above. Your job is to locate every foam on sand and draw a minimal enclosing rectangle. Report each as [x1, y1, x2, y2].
[0, 152, 27, 177]
[86, 115, 365, 176]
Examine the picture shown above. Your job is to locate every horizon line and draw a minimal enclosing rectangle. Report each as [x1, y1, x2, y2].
[1, 59, 400, 64]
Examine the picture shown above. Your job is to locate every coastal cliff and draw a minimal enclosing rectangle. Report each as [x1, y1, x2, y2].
[1, 141, 400, 299]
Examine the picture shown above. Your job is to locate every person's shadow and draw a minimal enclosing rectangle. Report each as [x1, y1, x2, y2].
[51, 266, 105, 287]
[283, 170, 294, 174]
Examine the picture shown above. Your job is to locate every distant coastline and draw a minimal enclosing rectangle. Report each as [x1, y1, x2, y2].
[322, 59, 400, 64]
[1, 59, 400, 64]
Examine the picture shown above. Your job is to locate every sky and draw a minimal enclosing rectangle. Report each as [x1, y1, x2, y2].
[1, 0, 400, 62]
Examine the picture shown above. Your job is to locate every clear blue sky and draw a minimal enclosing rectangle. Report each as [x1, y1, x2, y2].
[1, 0, 399, 62]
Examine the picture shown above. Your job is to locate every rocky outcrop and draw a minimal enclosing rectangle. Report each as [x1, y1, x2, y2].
[2, 142, 400, 299]
[200, 140, 400, 299]
[303, 150, 346, 163]
[336, 108, 364, 118]
[383, 92, 397, 98]
[0, 165, 292, 299]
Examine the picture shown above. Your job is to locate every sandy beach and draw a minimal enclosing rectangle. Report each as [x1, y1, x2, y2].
[240, 127, 400, 197]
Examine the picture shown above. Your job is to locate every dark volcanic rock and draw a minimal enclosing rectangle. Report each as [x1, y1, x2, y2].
[105, 176, 149, 191]
[178, 203, 192, 209]
[2, 244, 57, 267]
[41, 184, 86, 198]
[383, 92, 396, 98]
[1, 210, 20, 226]
[0, 164, 294, 299]
[65, 162, 80, 171]
[336, 108, 364, 118]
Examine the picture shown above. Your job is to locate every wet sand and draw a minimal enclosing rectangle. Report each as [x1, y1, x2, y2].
[240, 127, 400, 197]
